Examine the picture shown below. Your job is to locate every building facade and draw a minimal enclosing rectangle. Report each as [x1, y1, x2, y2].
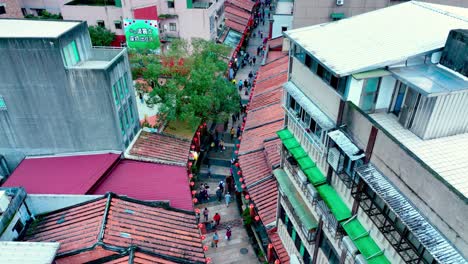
[20, 0, 226, 47]
[292, 0, 468, 29]
[0, 19, 139, 160]
[0, 0, 23, 18]
[275, 2, 468, 264]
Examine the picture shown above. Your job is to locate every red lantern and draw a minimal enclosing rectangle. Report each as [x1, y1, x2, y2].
[236, 144, 240, 148]
[203, 245, 209, 251]
[190, 181, 195, 187]
[197, 131, 201, 136]
[201, 235, 206, 240]
[249, 204, 254, 209]
[198, 223, 204, 229]
[238, 136, 242, 140]
[192, 190, 197, 195]
[245, 195, 250, 200]
[203, 122, 207, 127]
[255, 215, 260, 221]
[235, 150, 239, 155]
[191, 145, 195, 150]
[268, 244, 273, 249]
[235, 162, 240, 167]
[195, 208, 200, 214]
[239, 177, 244, 182]
[193, 198, 198, 203]
[237, 171, 242, 176]
[188, 162, 193, 168]
[242, 184, 246, 189]
[275, 260, 280, 264]
[189, 173, 193, 179]
[206, 257, 212, 264]
[199, 125, 203, 129]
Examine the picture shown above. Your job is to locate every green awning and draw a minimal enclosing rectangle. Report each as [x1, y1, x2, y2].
[330, 13, 345, 19]
[342, 218, 391, 264]
[297, 156, 315, 170]
[303, 167, 326, 186]
[289, 146, 307, 159]
[316, 184, 351, 221]
[277, 128, 293, 140]
[274, 169, 318, 231]
[352, 69, 391, 80]
[282, 138, 300, 150]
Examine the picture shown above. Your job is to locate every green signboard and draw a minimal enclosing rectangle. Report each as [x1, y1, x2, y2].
[124, 19, 160, 52]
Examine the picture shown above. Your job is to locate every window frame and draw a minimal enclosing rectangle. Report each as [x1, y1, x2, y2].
[114, 20, 122, 29]
[0, 4, 6, 15]
[0, 96, 6, 110]
[167, 1, 175, 8]
[97, 20, 105, 28]
[169, 22, 177, 31]
[360, 77, 381, 112]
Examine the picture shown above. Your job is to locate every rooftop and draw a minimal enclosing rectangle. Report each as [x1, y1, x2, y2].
[2, 152, 120, 194]
[370, 112, 468, 198]
[0, 19, 80, 38]
[390, 64, 468, 97]
[129, 131, 192, 166]
[24, 194, 205, 263]
[0, 242, 59, 264]
[275, 0, 293, 15]
[91, 159, 193, 211]
[285, 1, 468, 76]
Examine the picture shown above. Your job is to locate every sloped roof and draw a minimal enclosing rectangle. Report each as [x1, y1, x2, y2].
[248, 178, 278, 225]
[245, 104, 284, 130]
[3, 153, 120, 194]
[264, 138, 281, 168]
[249, 88, 282, 110]
[90, 160, 193, 211]
[24, 194, 205, 264]
[129, 131, 191, 166]
[225, 19, 246, 34]
[226, 0, 255, 12]
[268, 232, 290, 264]
[0, 242, 59, 264]
[285, 1, 468, 76]
[239, 121, 284, 154]
[239, 151, 271, 184]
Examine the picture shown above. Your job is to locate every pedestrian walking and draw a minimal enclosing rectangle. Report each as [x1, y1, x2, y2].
[238, 80, 243, 91]
[248, 71, 253, 80]
[219, 139, 225, 152]
[203, 208, 209, 222]
[253, 57, 257, 64]
[260, 31, 263, 39]
[226, 227, 232, 240]
[257, 46, 261, 56]
[213, 213, 221, 226]
[219, 180, 225, 193]
[213, 232, 219, 248]
[138, 92, 144, 104]
[230, 127, 235, 140]
[207, 164, 212, 178]
[225, 192, 231, 207]
[237, 126, 241, 138]
[244, 79, 248, 88]
[216, 187, 223, 202]
[196, 212, 200, 224]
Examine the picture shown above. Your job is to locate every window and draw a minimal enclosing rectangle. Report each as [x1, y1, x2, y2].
[114, 20, 122, 29]
[0, 4, 6, 15]
[97, 20, 105, 27]
[117, 79, 124, 99]
[112, 85, 119, 105]
[168, 0, 175, 8]
[0, 96, 6, 110]
[62, 40, 81, 67]
[360, 77, 380, 112]
[169, 23, 177, 31]
[122, 74, 129, 95]
[288, 96, 296, 111]
[392, 81, 407, 116]
[128, 101, 134, 124]
[304, 54, 312, 69]
[33, 8, 45, 16]
[281, 26, 288, 32]
[12, 220, 24, 234]
[124, 109, 129, 128]
[293, 44, 305, 62]
[21, 8, 27, 16]
[320, 235, 339, 264]
[119, 113, 125, 135]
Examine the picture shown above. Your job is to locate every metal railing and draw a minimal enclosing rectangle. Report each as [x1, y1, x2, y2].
[282, 193, 316, 243]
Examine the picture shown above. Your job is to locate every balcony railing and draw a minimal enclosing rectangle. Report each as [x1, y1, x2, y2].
[282, 192, 316, 242]
[283, 106, 325, 154]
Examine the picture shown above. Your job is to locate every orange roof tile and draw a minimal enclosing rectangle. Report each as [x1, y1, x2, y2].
[268, 37, 284, 50]
[129, 131, 191, 166]
[269, 231, 290, 264]
[24, 194, 205, 264]
[225, 19, 246, 33]
[248, 178, 278, 225]
[226, 0, 255, 12]
[239, 121, 283, 154]
[264, 138, 281, 168]
[249, 88, 282, 110]
[245, 103, 284, 130]
[239, 151, 271, 184]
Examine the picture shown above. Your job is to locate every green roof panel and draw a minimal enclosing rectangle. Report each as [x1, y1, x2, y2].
[330, 13, 345, 19]
[316, 184, 351, 221]
[303, 167, 326, 186]
[283, 138, 300, 150]
[289, 146, 307, 159]
[297, 156, 315, 170]
[277, 128, 293, 140]
[274, 169, 318, 231]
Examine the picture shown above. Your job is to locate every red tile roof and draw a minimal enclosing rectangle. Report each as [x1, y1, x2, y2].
[256, 56, 288, 81]
[25, 194, 205, 264]
[225, 5, 250, 21]
[239, 151, 271, 184]
[91, 159, 193, 211]
[269, 231, 290, 264]
[248, 178, 278, 225]
[264, 138, 281, 168]
[249, 87, 282, 110]
[245, 104, 284, 131]
[225, 19, 246, 34]
[3, 153, 120, 194]
[266, 51, 286, 63]
[129, 131, 191, 166]
[268, 37, 284, 50]
[239, 121, 284, 154]
[226, 0, 256, 12]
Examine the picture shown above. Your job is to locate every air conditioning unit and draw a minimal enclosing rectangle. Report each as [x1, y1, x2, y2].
[327, 147, 344, 172]
[164, 24, 168, 30]
[306, 184, 318, 199]
[297, 170, 308, 185]
[341, 236, 358, 256]
[336, 0, 344, 6]
[355, 255, 368, 264]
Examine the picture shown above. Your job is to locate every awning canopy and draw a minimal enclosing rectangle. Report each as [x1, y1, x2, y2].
[274, 169, 318, 231]
[303, 167, 326, 186]
[352, 69, 391, 80]
[316, 184, 351, 222]
[355, 164, 466, 264]
[328, 130, 365, 161]
[330, 13, 345, 19]
[283, 81, 335, 130]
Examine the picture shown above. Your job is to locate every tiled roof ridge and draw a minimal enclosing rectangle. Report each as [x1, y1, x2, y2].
[244, 119, 283, 132]
[158, 131, 192, 143]
[251, 85, 282, 98]
[238, 147, 264, 157]
[262, 52, 287, 63]
[246, 174, 274, 189]
[256, 69, 288, 84]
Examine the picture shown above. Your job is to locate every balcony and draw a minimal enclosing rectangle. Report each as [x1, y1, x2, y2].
[72, 47, 125, 69]
[190, 0, 213, 9]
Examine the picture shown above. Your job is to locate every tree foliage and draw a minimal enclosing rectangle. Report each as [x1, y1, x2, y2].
[88, 26, 116, 46]
[25, 11, 63, 20]
[130, 38, 240, 128]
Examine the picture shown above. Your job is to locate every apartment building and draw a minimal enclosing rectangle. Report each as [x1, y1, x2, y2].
[0, 19, 139, 161]
[292, 0, 468, 29]
[20, 0, 226, 46]
[275, 2, 468, 264]
[0, 0, 23, 18]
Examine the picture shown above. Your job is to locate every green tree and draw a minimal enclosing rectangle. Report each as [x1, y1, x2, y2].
[25, 11, 63, 20]
[88, 26, 115, 46]
[130, 38, 240, 128]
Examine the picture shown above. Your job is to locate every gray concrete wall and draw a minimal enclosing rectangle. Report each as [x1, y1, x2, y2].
[292, 0, 468, 29]
[342, 104, 468, 258]
[0, 23, 136, 158]
[25, 194, 103, 215]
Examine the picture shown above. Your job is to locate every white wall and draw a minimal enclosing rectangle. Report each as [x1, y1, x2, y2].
[21, 0, 66, 14]
[0, 204, 30, 241]
[272, 14, 292, 39]
[61, 5, 124, 35]
[26, 194, 103, 215]
[346, 77, 363, 106]
[375, 75, 396, 110]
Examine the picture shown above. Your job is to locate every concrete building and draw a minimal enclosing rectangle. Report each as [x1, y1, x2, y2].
[275, 2, 468, 264]
[20, 0, 226, 47]
[271, 0, 293, 38]
[0, 19, 139, 162]
[292, 0, 468, 29]
[0, 0, 23, 18]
